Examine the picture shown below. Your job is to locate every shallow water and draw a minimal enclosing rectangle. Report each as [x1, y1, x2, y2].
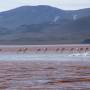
[0, 60, 90, 90]
[0, 53, 90, 61]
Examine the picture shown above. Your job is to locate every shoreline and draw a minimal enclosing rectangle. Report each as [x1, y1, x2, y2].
[0, 44, 89, 52]
[0, 44, 89, 61]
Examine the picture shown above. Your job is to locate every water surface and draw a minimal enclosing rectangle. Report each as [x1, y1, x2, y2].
[0, 60, 90, 90]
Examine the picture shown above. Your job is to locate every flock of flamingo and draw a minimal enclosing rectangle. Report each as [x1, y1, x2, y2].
[0, 45, 89, 54]
[13, 47, 90, 53]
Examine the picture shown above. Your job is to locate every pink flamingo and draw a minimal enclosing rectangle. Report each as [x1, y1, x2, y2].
[37, 48, 41, 52]
[0, 49, 2, 51]
[70, 48, 74, 53]
[85, 47, 89, 52]
[56, 48, 60, 52]
[79, 48, 83, 53]
[17, 48, 22, 53]
[61, 48, 65, 53]
[44, 48, 47, 52]
[23, 48, 28, 53]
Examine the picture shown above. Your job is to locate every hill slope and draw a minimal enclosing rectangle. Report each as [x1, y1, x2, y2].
[0, 5, 90, 44]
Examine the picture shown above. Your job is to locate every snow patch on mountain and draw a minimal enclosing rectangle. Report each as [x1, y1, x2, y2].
[53, 16, 60, 22]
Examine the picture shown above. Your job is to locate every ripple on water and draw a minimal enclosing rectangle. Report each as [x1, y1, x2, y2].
[0, 61, 90, 90]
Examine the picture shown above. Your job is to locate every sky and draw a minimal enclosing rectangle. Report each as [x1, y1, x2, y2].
[0, 0, 90, 11]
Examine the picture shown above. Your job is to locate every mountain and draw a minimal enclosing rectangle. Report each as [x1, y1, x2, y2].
[0, 5, 65, 28]
[58, 16, 90, 33]
[0, 5, 90, 44]
[0, 5, 90, 28]
[82, 39, 90, 44]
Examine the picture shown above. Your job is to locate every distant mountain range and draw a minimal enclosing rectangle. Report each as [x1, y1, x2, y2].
[0, 5, 90, 44]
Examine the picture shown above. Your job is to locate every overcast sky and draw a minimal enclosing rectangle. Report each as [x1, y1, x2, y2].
[0, 0, 90, 11]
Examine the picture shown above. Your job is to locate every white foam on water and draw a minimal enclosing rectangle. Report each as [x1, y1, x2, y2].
[0, 53, 90, 61]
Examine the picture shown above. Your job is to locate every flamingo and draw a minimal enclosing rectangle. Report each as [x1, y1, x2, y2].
[79, 48, 83, 53]
[0, 49, 2, 51]
[56, 48, 59, 52]
[44, 48, 47, 52]
[23, 48, 28, 53]
[37, 48, 41, 52]
[85, 48, 89, 52]
[17, 48, 22, 53]
[61, 48, 65, 53]
[70, 48, 74, 53]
